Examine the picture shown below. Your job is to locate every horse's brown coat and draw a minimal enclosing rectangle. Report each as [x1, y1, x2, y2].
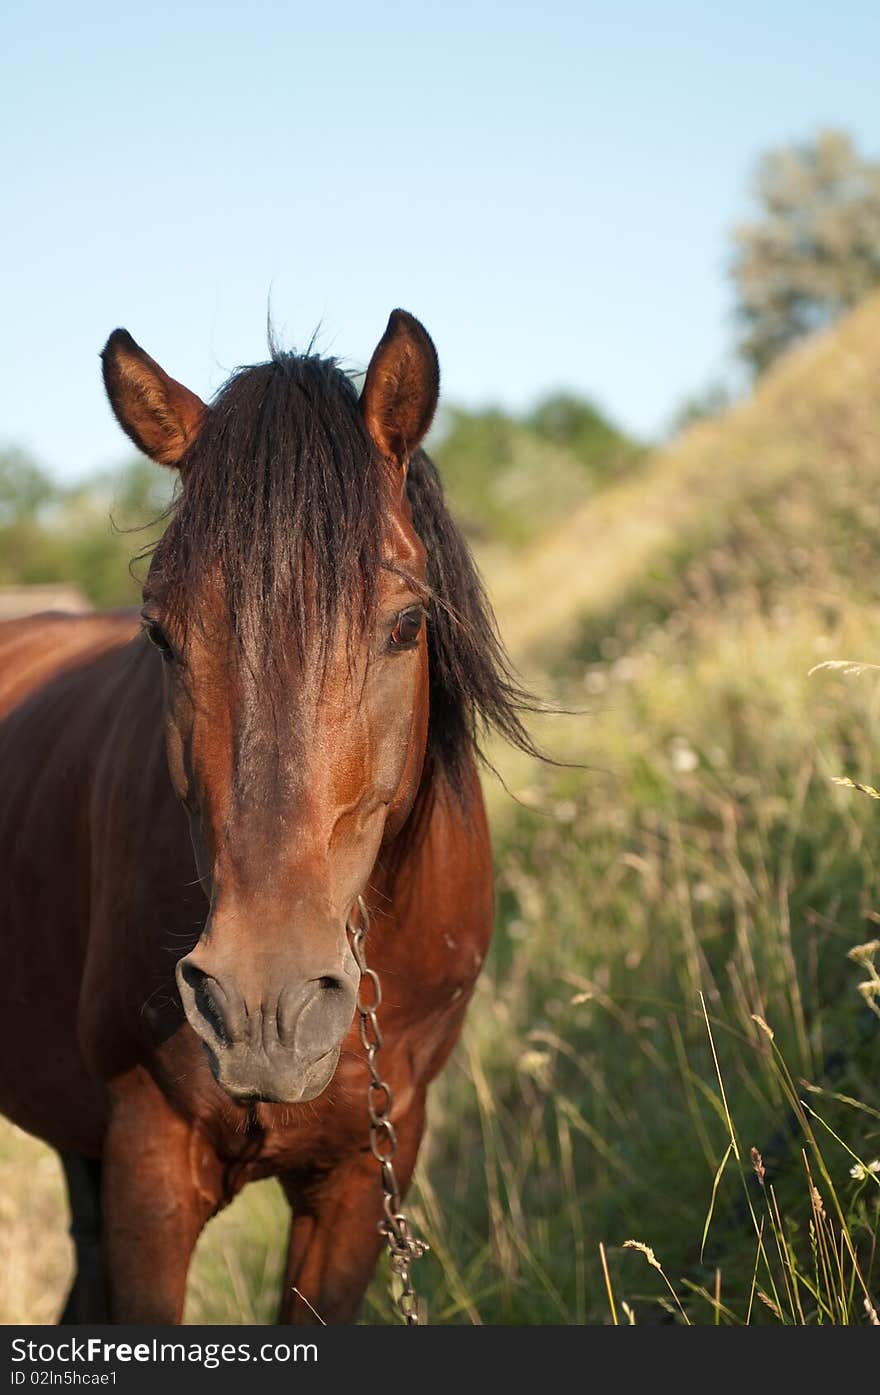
[0, 311, 528, 1324]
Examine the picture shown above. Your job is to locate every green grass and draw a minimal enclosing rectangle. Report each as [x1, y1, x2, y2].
[398, 601, 880, 1324]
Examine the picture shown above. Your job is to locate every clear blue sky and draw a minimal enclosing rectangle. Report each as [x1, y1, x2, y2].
[2, 1, 878, 480]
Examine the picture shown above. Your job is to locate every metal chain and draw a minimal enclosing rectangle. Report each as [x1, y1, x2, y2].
[348, 894, 429, 1325]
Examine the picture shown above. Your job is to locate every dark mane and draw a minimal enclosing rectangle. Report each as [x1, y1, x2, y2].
[405, 449, 543, 785]
[147, 351, 541, 796]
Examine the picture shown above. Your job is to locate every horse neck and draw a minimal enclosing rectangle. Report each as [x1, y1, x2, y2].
[375, 743, 482, 904]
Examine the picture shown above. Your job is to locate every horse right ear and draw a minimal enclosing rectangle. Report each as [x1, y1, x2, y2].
[101, 329, 207, 468]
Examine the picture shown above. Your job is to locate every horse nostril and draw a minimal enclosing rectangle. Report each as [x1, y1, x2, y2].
[275, 973, 356, 1051]
[317, 975, 345, 993]
[179, 962, 230, 1046]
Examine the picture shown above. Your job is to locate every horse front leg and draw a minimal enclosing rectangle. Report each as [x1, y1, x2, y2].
[278, 1094, 427, 1325]
[101, 1067, 221, 1323]
[59, 1152, 109, 1323]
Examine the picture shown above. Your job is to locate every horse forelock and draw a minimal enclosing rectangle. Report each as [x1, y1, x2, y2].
[149, 353, 382, 666]
[140, 349, 543, 802]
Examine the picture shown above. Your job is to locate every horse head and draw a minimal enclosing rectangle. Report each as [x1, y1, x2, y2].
[101, 312, 439, 1104]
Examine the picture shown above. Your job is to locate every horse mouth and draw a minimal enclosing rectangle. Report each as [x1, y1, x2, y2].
[204, 1042, 341, 1106]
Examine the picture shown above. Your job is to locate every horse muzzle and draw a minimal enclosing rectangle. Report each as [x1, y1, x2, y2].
[174, 950, 359, 1104]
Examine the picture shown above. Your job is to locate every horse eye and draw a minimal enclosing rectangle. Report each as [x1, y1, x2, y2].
[389, 608, 424, 650]
[144, 620, 175, 662]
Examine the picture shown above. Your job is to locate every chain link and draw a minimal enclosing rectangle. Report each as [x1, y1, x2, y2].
[348, 895, 429, 1325]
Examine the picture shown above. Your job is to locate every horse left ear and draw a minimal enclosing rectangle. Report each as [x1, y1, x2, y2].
[361, 310, 440, 469]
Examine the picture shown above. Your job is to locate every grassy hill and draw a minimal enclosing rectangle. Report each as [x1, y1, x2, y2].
[484, 291, 880, 666]
[4, 295, 880, 1324]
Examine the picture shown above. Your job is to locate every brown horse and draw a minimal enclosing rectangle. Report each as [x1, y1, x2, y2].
[0, 311, 537, 1324]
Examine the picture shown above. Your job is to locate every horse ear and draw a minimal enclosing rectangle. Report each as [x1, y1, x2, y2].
[101, 329, 207, 468]
[360, 310, 439, 469]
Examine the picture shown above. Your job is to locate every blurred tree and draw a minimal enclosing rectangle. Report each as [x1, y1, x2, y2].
[732, 129, 880, 375]
[431, 407, 550, 541]
[106, 456, 175, 520]
[526, 392, 640, 482]
[432, 396, 642, 544]
[0, 447, 53, 524]
[0, 451, 171, 607]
